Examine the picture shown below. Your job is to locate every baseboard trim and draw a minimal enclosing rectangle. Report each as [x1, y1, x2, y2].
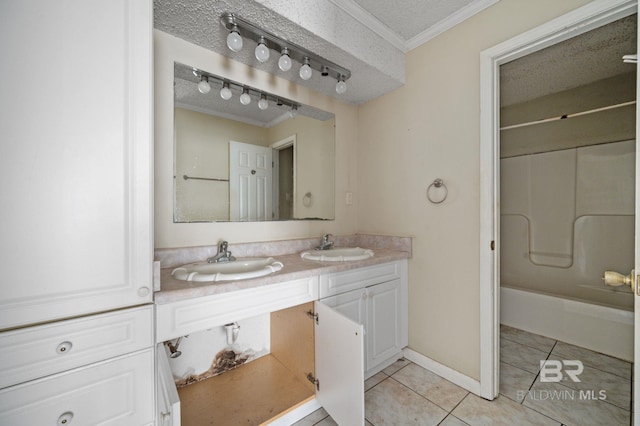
[403, 348, 481, 396]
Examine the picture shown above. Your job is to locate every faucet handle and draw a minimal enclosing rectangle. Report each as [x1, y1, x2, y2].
[322, 234, 333, 242]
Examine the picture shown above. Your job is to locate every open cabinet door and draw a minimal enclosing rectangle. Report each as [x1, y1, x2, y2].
[314, 301, 365, 426]
[157, 345, 181, 426]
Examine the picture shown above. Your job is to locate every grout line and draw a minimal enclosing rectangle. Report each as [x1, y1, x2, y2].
[387, 376, 462, 414]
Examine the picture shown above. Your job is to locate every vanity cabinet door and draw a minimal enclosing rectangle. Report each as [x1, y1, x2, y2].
[157, 344, 181, 426]
[366, 279, 403, 370]
[314, 301, 365, 426]
[0, 0, 153, 329]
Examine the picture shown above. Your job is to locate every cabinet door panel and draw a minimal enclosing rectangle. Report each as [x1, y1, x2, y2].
[367, 279, 402, 369]
[320, 287, 366, 325]
[0, 0, 153, 329]
[0, 349, 154, 426]
[157, 344, 181, 426]
[315, 301, 364, 426]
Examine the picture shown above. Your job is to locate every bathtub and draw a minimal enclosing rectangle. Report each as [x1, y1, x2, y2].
[501, 286, 633, 361]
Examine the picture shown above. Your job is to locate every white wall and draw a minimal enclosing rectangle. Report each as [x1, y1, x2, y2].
[356, 0, 593, 380]
[154, 30, 359, 248]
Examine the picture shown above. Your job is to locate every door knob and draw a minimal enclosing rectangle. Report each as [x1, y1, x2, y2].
[602, 270, 637, 294]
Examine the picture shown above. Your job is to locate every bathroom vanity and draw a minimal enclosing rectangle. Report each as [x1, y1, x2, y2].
[155, 240, 410, 426]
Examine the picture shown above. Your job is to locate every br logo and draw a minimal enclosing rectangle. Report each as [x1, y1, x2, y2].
[539, 360, 584, 382]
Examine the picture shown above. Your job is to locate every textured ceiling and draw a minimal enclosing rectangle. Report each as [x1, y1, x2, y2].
[501, 14, 637, 107]
[153, 0, 494, 105]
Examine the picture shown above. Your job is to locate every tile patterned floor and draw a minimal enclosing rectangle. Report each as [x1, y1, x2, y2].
[293, 325, 632, 425]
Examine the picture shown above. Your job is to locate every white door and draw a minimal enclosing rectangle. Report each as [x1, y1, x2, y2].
[229, 141, 272, 221]
[314, 301, 365, 426]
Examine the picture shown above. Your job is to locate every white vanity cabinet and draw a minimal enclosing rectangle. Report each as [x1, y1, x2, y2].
[0, 306, 155, 425]
[0, 0, 154, 329]
[320, 260, 409, 376]
[156, 278, 365, 426]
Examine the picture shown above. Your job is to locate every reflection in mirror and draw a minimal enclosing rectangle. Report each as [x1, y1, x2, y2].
[173, 62, 335, 222]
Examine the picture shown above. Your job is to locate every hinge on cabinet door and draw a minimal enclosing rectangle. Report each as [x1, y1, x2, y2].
[307, 373, 320, 391]
[306, 310, 319, 324]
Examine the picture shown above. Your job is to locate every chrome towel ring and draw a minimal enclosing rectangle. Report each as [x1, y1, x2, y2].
[427, 178, 448, 204]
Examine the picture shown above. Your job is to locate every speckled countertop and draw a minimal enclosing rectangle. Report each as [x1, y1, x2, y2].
[154, 234, 411, 304]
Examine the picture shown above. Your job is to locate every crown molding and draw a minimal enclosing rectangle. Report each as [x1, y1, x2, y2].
[405, 0, 500, 51]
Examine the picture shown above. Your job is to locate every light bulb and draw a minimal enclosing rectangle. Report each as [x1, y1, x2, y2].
[278, 48, 292, 71]
[258, 95, 269, 110]
[226, 27, 243, 52]
[299, 57, 312, 80]
[197, 76, 211, 94]
[335, 78, 347, 94]
[254, 37, 270, 63]
[240, 89, 251, 105]
[220, 82, 232, 100]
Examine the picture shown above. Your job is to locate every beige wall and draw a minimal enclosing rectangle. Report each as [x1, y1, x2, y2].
[155, 30, 358, 248]
[356, 0, 592, 379]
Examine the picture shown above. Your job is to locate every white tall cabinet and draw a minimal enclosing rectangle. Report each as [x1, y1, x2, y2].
[0, 1, 154, 424]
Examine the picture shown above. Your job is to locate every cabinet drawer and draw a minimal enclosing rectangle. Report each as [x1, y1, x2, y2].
[0, 349, 154, 426]
[156, 276, 319, 342]
[320, 261, 401, 298]
[0, 305, 153, 389]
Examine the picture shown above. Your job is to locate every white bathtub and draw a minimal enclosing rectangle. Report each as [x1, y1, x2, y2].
[501, 286, 633, 361]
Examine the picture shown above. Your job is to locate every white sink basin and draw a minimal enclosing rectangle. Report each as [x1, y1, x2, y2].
[171, 257, 284, 282]
[300, 247, 374, 262]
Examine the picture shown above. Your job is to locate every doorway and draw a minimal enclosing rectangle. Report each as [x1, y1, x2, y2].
[478, 0, 638, 403]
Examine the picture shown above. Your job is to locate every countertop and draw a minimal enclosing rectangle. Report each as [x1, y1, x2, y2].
[155, 246, 410, 305]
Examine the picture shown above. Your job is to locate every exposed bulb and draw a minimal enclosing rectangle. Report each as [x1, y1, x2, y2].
[258, 95, 269, 110]
[197, 76, 211, 94]
[254, 37, 270, 63]
[220, 82, 232, 100]
[278, 48, 292, 71]
[226, 27, 243, 52]
[240, 89, 251, 105]
[335, 78, 347, 94]
[299, 57, 312, 80]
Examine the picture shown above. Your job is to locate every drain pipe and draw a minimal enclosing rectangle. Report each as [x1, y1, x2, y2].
[224, 322, 240, 345]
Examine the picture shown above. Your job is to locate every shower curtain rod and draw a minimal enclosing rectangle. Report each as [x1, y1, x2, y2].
[500, 100, 636, 131]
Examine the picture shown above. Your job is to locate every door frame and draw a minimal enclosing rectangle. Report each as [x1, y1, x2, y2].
[271, 135, 297, 219]
[478, 0, 637, 399]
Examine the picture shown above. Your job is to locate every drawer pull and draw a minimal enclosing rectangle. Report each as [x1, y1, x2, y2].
[56, 341, 73, 354]
[57, 411, 74, 425]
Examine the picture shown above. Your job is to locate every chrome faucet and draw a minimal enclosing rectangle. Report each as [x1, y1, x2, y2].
[316, 234, 334, 250]
[207, 240, 236, 263]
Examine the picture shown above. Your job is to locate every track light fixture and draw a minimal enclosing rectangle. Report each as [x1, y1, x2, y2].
[239, 87, 251, 105]
[193, 69, 300, 115]
[220, 81, 232, 100]
[226, 24, 243, 52]
[220, 12, 351, 93]
[197, 75, 211, 94]
[254, 36, 270, 63]
[278, 47, 292, 72]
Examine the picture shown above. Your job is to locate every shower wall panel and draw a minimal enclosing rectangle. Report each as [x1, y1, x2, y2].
[500, 140, 635, 310]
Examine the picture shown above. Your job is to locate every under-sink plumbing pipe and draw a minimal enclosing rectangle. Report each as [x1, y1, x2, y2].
[224, 322, 240, 346]
[165, 336, 187, 358]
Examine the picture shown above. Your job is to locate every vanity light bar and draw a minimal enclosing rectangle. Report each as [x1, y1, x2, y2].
[193, 69, 301, 110]
[220, 12, 351, 82]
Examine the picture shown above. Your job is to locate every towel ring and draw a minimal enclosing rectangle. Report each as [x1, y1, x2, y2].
[303, 192, 313, 207]
[427, 178, 448, 204]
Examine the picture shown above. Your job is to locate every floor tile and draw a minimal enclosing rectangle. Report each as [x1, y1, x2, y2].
[365, 371, 388, 391]
[523, 380, 631, 426]
[499, 362, 537, 403]
[501, 325, 556, 353]
[382, 357, 411, 376]
[452, 393, 560, 426]
[290, 408, 329, 426]
[365, 377, 448, 425]
[391, 363, 468, 411]
[315, 416, 338, 426]
[439, 414, 469, 425]
[552, 341, 632, 379]
[501, 338, 550, 374]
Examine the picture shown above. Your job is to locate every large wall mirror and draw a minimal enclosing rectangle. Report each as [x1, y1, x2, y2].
[173, 62, 336, 222]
